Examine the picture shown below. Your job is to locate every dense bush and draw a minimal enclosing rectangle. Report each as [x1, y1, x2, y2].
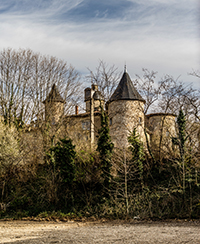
[0, 143, 199, 219]
[0, 111, 200, 219]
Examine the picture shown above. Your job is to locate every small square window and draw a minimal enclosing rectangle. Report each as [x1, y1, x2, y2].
[82, 121, 90, 130]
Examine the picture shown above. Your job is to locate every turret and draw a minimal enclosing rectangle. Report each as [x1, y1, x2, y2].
[43, 84, 65, 125]
[84, 84, 104, 112]
[145, 113, 176, 157]
[107, 68, 146, 148]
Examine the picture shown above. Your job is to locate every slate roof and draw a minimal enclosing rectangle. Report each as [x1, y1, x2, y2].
[109, 71, 145, 103]
[43, 84, 65, 103]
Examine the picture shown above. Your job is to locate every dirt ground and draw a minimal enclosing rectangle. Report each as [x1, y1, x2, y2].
[0, 220, 200, 244]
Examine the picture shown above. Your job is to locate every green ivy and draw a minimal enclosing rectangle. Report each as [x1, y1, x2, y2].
[128, 128, 145, 182]
[47, 138, 76, 184]
[97, 105, 114, 191]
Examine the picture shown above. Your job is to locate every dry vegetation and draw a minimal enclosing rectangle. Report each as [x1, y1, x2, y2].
[0, 48, 199, 221]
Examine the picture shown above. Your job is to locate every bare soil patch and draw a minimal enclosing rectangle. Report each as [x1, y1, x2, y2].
[0, 220, 200, 244]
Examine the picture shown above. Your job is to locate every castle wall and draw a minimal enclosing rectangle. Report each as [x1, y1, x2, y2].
[108, 100, 145, 148]
[145, 114, 176, 156]
[65, 113, 101, 150]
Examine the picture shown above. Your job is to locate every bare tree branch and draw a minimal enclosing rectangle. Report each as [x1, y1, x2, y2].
[87, 60, 121, 102]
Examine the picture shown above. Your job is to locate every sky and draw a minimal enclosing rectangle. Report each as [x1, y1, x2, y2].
[0, 0, 199, 88]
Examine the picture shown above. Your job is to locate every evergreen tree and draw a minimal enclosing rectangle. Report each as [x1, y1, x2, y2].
[172, 109, 187, 193]
[46, 138, 76, 209]
[128, 128, 145, 182]
[177, 109, 186, 159]
[48, 138, 76, 184]
[172, 109, 186, 161]
[97, 106, 114, 190]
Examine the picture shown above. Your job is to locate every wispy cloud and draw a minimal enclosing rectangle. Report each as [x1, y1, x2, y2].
[0, 0, 197, 33]
[0, 0, 199, 87]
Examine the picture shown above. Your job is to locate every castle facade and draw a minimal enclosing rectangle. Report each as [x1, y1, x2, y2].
[43, 69, 176, 151]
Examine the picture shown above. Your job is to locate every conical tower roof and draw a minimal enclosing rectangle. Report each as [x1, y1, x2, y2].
[43, 84, 65, 103]
[109, 71, 145, 103]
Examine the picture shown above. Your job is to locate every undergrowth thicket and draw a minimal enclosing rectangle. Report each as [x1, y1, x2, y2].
[0, 110, 200, 220]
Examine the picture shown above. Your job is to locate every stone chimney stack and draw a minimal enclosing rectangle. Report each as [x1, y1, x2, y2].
[91, 84, 98, 91]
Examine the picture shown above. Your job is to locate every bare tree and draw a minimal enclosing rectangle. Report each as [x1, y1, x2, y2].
[0, 48, 82, 126]
[190, 70, 200, 79]
[134, 69, 161, 114]
[134, 69, 200, 163]
[188, 70, 200, 122]
[87, 60, 121, 102]
[134, 69, 199, 117]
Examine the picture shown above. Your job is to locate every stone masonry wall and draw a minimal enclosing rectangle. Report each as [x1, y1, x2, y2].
[65, 114, 101, 150]
[45, 102, 64, 124]
[145, 114, 176, 156]
[108, 100, 145, 148]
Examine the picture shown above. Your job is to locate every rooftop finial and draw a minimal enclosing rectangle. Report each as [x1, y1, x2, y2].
[124, 63, 127, 73]
[90, 71, 93, 85]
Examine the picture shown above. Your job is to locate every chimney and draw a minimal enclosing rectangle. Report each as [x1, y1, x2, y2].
[92, 84, 98, 91]
[75, 105, 78, 115]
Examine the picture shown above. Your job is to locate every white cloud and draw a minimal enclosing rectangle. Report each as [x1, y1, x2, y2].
[0, 0, 199, 88]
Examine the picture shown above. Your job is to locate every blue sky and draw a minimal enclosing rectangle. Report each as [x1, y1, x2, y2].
[0, 0, 199, 87]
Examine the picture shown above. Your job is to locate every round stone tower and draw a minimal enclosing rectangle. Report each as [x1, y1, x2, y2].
[145, 113, 176, 156]
[43, 84, 65, 125]
[107, 69, 146, 148]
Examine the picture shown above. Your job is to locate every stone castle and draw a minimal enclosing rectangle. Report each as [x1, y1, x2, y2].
[42, 68, 176, 152]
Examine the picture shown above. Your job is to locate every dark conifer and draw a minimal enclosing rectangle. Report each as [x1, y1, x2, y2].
[97, 105, 114, 191]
